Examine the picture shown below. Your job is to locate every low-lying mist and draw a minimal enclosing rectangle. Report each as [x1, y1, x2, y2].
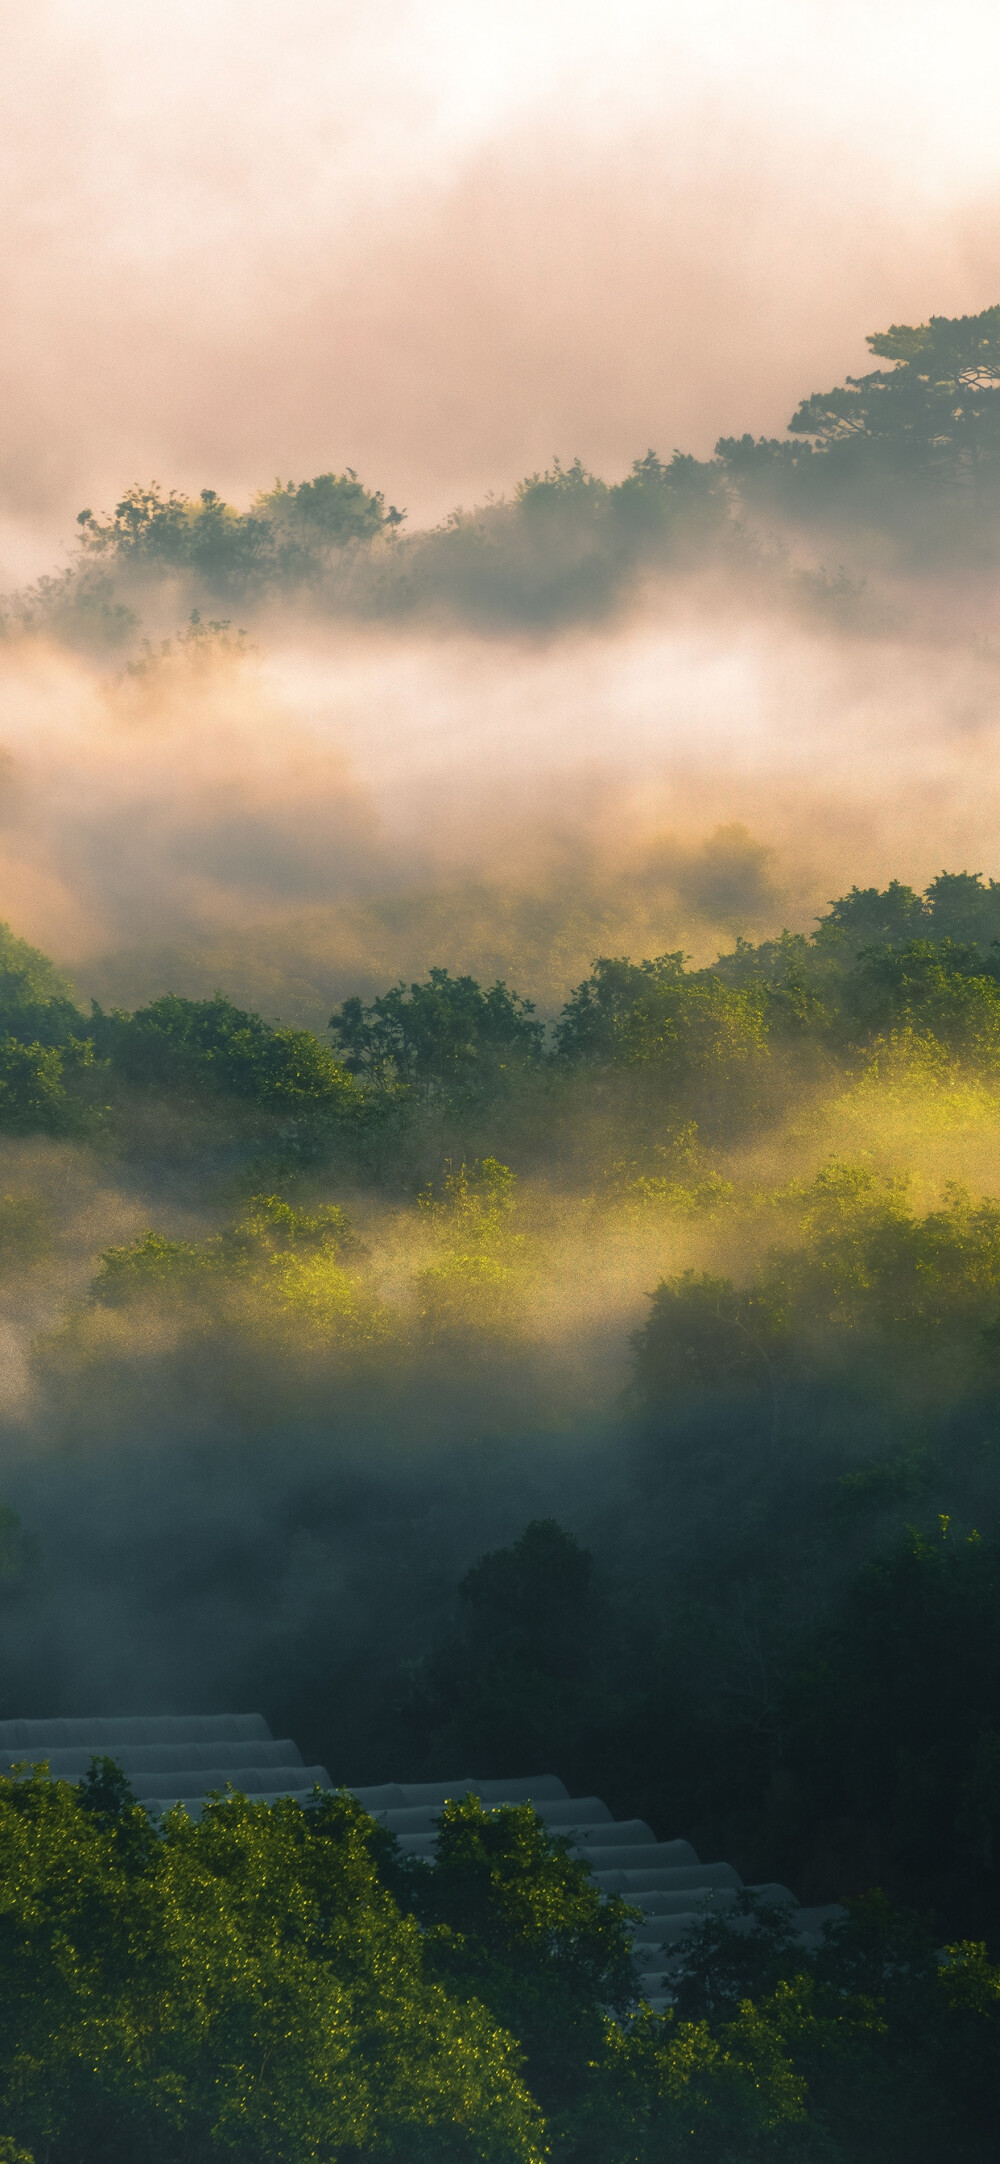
[1, 1022, 999, 1817]
[3, 395, 1000, 1928]
[2, 575, 1000, 1023]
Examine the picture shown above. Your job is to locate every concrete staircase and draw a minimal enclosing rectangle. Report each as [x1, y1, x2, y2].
[352, 1772, 842, 2011]
[0, 1711, 840, 2012]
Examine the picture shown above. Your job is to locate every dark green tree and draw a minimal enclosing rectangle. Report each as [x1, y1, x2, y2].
[331, 969, 543, 1092]
[786, 305, 1000, 481]
[94, 993, 362, 1113]
[408, 1793, 638, 2121]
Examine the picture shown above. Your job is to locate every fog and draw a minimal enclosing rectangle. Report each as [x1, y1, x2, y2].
[2, 4, 1000, 1796]
[4, 0, 1000, 566]
[0, 591, 999, 1024]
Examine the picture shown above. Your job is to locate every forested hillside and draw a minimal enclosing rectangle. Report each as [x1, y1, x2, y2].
[1, 873, 1000, 1914]
[0, 1770, 998, 2163]
[3, 302, 1000, 2156]
[6, 302, 1000, 645]
[3, 867, 1000, 2152]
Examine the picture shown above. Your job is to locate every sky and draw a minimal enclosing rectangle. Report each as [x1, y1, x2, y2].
[3, 0, 1000, 572]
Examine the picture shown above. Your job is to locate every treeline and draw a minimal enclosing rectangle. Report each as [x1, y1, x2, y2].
[6, 302, 1000, 642]
[0, 1766, 997, 2162]
[6, 867, 1000, 1162]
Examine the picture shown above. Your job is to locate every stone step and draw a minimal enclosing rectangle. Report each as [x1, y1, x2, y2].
[348, 1775, 568, 1813]
[1, 1720, 840, 1995]
[0, 1713, 271, 1752]
[1, 1738, 305, 1780]
[582, 1852, 742, 1888]
[374, 1794, 613, 1838]
[136, 1764, 329, 1802]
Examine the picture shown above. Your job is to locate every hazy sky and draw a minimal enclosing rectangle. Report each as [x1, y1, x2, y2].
[3, 0, 1000, 571]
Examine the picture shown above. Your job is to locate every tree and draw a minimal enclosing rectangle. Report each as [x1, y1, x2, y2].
[404, 1793, 638, 2122]
[785, 1525, 1000, 1893]
[0, 1039, 75, 1134]
[717, 306, 1000, 540]
[742, 304, 1000, 472]
[925, 869, 1000, 952]
[515, 458, 608, 522]
[406, 1521, 604, 1776]
[786, 306, 1000, 481]
[554, 954, 690, 1064]
[255, 469, 403, 543]
[79, 472, 403, 601]
[633, 1270, 785, 1400]
[844, 938, 1000, 1056]
[609, 450, 726, 551]
[94, 993, 363, 1115]
[330, 969, 543, 1093]
[0, 924, 82, 1049]
[812, 881, 929, 953]
[0, 1770, 545, 2164]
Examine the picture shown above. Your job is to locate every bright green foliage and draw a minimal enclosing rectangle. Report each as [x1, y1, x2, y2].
[568, 1893, 1000, 2164]
[0, 1735, 998, 2162]
[636, 1165, 1000, 1395]
[8, 878, 1000, 2116]
[0, 924, 75, 1011]
[94, 1194, 353, 1305]
[0, 1039, 73, 1134]
[92, 1228, 213, 1299]
[572, 1989, 816, 2164]
[0, 1771, 544, 2164]
[86, 1190, 381, 1349]
[0, 924, 82, 1053]
[415, 1159, 527, 1334]
[418, 1155, 516, 1227]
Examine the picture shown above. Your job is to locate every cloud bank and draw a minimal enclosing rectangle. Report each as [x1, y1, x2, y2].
[3, 0, 1000, 572]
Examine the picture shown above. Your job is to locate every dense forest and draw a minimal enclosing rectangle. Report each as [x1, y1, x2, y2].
[2, 863, 1000, 2150]
[3, 303, 1000, 2156]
